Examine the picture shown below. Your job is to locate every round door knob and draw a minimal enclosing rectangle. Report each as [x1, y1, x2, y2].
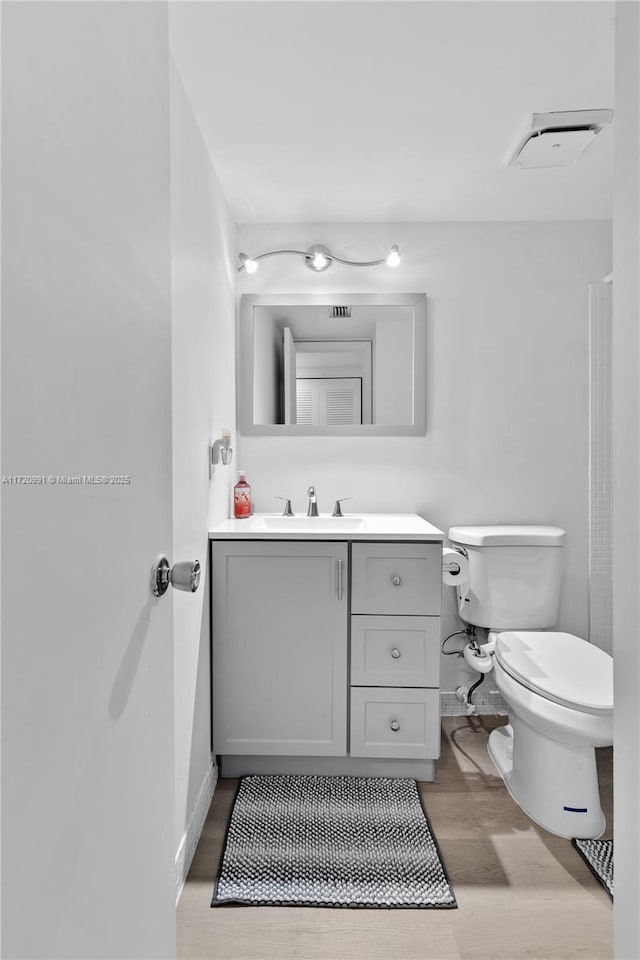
[151, 555, 201, 597]
[390, 719, 400, 732]
[391, 647, 401, 659]
[171, 559, 201, 594]
[391, 575, 402, 587]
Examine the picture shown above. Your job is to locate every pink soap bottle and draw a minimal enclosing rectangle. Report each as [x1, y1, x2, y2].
[233, 471, 252, 519]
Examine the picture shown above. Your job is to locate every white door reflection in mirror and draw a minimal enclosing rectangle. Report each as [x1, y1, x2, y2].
[283, 326, 297, 425]
[296, 377, 362, 425]
[293, 338, 372, 426]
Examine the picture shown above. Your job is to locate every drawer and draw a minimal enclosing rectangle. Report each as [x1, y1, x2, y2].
[351, 615, 440, 687]
[351, 542, 442, 615]
[350, 687, 440, 759]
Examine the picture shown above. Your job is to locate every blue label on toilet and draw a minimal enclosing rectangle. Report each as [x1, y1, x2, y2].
[563, 806, 588, 813]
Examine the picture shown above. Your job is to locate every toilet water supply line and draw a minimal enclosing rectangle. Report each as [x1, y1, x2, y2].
[441, 630, 497, 715]
[441, 545, 497, 713]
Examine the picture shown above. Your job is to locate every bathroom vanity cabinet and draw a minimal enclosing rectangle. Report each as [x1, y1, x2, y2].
[210, 518, 444, 779]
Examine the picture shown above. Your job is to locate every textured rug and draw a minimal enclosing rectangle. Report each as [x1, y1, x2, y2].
[211, 774, 456, 909]
[572, 838, 614, 900]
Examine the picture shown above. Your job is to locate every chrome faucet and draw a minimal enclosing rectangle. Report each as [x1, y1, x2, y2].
[306, 485, 319, 517]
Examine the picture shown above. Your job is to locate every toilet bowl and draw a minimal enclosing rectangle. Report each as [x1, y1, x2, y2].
[448, 525, 614, 839]
[487, 630, 613, 839]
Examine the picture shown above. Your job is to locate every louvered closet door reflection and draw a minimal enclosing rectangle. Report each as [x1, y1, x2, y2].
[296, 377, 362, 425]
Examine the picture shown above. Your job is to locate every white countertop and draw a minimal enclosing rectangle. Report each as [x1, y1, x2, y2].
[209, 513, 444, 541]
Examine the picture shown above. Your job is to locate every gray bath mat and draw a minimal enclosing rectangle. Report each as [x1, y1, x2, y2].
[211, 774, 456, 908]
[572, 838, 613, 900]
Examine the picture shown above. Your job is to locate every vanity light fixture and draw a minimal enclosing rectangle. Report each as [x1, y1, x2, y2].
[237, 244, 401, 274]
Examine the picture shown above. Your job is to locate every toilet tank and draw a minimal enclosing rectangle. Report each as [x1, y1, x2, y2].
[448, 525, 566, 629]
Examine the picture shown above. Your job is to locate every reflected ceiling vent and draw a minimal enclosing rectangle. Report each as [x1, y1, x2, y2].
[330, 306, 352, 319]
[507, 109, 613, 169]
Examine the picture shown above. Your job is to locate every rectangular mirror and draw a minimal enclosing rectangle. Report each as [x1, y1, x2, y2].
[238, 293, 426, 436]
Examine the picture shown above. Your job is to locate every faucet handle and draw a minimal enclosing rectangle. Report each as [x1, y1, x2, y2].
[332, 497, 352, 517]
[274, 496, 294, 517]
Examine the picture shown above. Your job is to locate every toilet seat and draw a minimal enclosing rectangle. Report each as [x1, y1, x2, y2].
[492, 630, 613, 715]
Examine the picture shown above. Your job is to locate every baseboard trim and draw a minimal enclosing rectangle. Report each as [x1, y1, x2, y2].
[440, 690, 508, 716]
[219, 755, 436, 780]
[175, 759, 218, 905]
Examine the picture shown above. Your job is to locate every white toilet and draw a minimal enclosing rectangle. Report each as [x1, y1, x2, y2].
[448, 524, 613, 839]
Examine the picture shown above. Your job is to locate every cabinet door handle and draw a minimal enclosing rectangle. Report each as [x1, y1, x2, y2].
[390, 719, 400, 732]
[337, 558, 344, 600]
[391, 575, 402, 587]
[391, 647, 401, 659]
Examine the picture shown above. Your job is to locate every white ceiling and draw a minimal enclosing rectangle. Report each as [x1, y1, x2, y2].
[169, 1, 615, 223]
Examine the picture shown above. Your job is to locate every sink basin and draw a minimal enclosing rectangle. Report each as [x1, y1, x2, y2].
[210, 513, 445, 541]
[252, 515, 367, 531]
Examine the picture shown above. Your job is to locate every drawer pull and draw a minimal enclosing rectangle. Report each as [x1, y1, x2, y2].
[390, 719, 401, 732]
[390, 647, 402, 659]
[391, 575, 402, 587]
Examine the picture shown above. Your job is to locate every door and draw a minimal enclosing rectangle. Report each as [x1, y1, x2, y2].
[296, 377, 363, 425]
[213, 541, 348, 756]
[283, 326, 297, 424]
[1, 5, 176, 958]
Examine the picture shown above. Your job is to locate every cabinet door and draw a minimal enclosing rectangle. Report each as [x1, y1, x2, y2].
[212, 541, 348, 756]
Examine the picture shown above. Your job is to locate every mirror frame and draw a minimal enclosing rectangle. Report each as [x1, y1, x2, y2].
[238, 292, 427, 436]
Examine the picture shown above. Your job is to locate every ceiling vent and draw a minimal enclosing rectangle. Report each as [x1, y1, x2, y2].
[507, 109, 613, 169]
[330, 305, 352, 319]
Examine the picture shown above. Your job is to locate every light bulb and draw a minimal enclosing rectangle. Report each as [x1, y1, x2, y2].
[239, 253, 259, 273]
[305, 244, 332, 272]
[386, 245, 401, 268]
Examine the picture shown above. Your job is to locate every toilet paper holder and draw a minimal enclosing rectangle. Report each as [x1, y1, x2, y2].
[442, 546, 468, 576]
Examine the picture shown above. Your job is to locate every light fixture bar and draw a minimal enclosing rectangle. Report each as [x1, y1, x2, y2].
[237, 244, 400, 273]
[329, 253, 390, 267]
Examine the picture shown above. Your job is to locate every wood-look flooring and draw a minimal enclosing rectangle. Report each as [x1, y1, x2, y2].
[177, 716, 613, 960]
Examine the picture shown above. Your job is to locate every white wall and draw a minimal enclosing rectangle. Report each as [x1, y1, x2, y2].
[2, 4, 176, 957]
[237, 221, 611, 695]
[169, 61, 236, 886]
[612, 3, 640, 956]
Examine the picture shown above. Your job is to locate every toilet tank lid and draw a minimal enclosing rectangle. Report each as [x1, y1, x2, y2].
[448, 525, 566, 546]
